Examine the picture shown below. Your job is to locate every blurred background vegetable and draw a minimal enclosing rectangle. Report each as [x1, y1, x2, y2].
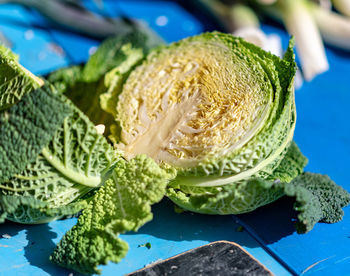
[1, 0, 349, 84]
[0, 0, 164, 42]
[198, 0, 350, 83]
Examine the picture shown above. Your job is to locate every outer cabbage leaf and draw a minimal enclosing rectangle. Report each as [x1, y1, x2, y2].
[264, 141, 308, 183]
[168, 141, 350, 233]
[48, 30, 163, 135]
[108, 32, 349, 231]
[50, 155, 173, 275]
[168, 174, 350, 234]
[82, 29, 163, 83]
[47, 65, 82, 94]
[0, 45, 43, 110]
[49, 67, 115, 131]
[0, 195, 88, 224]
[286, 173, 350, 233]
[0, 84, 70, 182]
[167, 141, 307, 215]
[0, 195, 49, 224]
[0, 92, 118, 223]
[167, 179, 284, 215]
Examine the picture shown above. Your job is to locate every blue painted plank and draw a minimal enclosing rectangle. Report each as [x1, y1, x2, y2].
[0, 4, 31, 24]
[24, 8, 99, 65]
[39, 30, 99, 65]
[0, 200, 289, 276]
[103, 0, 204, 43]
[0, 4, 69, 74]
[21, 0, 203, 68]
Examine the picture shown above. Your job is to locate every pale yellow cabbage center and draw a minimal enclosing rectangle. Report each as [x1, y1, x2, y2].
[117, 40, 271, 167]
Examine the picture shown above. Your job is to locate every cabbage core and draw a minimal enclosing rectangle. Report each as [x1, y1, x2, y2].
[117, 38, 272, 167]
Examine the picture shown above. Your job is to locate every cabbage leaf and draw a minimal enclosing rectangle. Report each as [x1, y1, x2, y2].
[50, 155, 172, 275]
[0, 87, 118, 223]
[0, 85, 70, 182]
[0, 45, 43, 110]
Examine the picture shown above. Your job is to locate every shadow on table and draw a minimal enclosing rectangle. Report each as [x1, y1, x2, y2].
[327, 44, 350, 59]
[0, 197, 298, 275]
[235, 197, 298, 245]
[0, 221, 80, 276]
[130, 197, 298, 248]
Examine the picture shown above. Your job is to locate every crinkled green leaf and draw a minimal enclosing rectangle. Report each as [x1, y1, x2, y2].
[0, 46, 118, 224]
[82, 30, 163, 83]
[0, 195, 49, 224]
[167, 140, 307, 215]
[98, 43, 145, 118]
[0, 92, 117, 223]
[0, 84, 70, 182]
[170, 172, 350, 233]
[263, 141, 308, 183]
[167, 179, 284, 215]
[0, 45, 43, 110]
[47, 65, 83, 94]
[49, 68, 115, 132]
[0, 195, 88, 224]
[41, 94, 117, 188]
[48, 31, 163, 135]
[48, 64, 109, 127]
[286, 173, 350, 233]
[50, 155, 172, 275]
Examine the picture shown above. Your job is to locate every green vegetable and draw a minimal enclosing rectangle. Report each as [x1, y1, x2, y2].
[310, 1, 350, 52]
[0, 47, 118, 224]
[100, 32, 349, 230]
[50, 155, 171, 275]
[105, 32, 297, 209]
[284, 172, 350, 233]
[0, 94, 118, 223]
[0, 45, 44, 110]
[0, 0, 149, 39]
[0, 85, 70, 183]
[199, 0, 260, 32]
[167, 141, 307, 215]
[82, 30, 162, 83]
[48, 30, 163, 134]
[278, 0, 329, 81]
[0, 31, 349, 275]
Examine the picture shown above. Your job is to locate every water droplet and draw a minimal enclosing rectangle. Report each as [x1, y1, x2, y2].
[155, 16, 168, 27]
[24, 29, 34, 40]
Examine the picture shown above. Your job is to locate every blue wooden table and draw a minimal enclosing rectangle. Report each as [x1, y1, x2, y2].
[0, 1, 349, 275]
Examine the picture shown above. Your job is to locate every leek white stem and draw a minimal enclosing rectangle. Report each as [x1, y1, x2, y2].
[233, 27, 282, 56]
[310, 2, 350, 50]
[332, 0, 350, 17]
[200, 0, 259, 32]
[233, 27, 267, 48]
[228, 4, 260, 30]
[278, 0, 329, 81]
